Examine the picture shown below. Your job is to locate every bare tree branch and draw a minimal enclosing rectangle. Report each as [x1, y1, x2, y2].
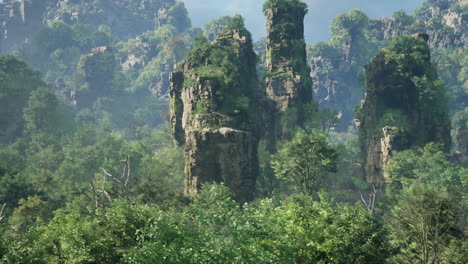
[0, 203, 6, 222]
[360, 185, 377, 214]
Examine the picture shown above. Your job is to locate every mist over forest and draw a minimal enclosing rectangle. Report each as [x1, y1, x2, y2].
[184, 0, 426, 42]
[0, 0, 466, 263]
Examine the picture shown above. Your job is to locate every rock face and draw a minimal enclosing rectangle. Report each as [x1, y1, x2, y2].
[0, 0, 179, 54]
[309, 55, 360, 130]
[368, 0, 467, 49]
[0, 0, 47, 54]
[150, 63, 174, 98]
[44, 0, 177, 40]
[357, 33, 451, 186]
[170, 28, 260, 202]
[264, 5, 312, 145]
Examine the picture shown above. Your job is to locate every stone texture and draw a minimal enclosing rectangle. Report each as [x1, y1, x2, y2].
[170, 28, 259, 202]
[265, 7, 311, 111]
[0, 0, 47, 54]
[357, 33, 451, 186]
[264, 6, 312, 146]
[0, 0, 178, 54]
[309, 55, 359, 130]
[368, 0, 467, 49]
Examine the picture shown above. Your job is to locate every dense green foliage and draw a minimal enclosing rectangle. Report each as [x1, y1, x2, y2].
[272, 130, 337, 195]
[203, 16, 233, 41]
[383, 144, 467, 263]
[180, 16, 258, 129]
[361, 36, 450, 149]
[262, 0, 308, 15]
[0, 0, 465, 263]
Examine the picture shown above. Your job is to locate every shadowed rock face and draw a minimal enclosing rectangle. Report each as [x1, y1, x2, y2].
[0, 0, 46, 54]
[357, 33, 451, 186]
[263, 6, 312, 146]
[170, 29, 260, 202]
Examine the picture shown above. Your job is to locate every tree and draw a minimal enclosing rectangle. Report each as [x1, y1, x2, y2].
[271, 130, 338, 195]
[388, 185, 465, 264]
[262, 0, 308, 15]
[384, 143, 465, 193]
[203, 16, 232, 41]
[0, 55, 45, 143]
[167, 2, 191, 33]
[23, 87, 73, 136]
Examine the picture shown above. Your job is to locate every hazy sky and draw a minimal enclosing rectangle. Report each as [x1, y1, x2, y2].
[182, 0, 425, 43]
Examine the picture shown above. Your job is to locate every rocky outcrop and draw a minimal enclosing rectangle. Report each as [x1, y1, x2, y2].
[264, 4, 312, 145]
[357, 33, 451, 186]
[45, 0, 178, 40]
[150, 63, 174, 97]
[309, 55, 359, 130]
[0, 0, 179, 54]
[170, 27, 260, 202]
[368, 0, 467, 49]
[0, 0, 47, 54]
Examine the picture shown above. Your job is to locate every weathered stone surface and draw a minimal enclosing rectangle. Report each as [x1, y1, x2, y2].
[264, 5, 312, 145]
[0, 0, 178, 54]
[0, 0, 47, 54]
[309, 55, 359, 130]
[150, 63, 173, 97]
[357, 33, 451, 186]
[184, 128, 258, 202]
[363, 127, 409, 185]
[170, 28, 259, 202]
[265, 7, 311, 111]
[368, 0, 467, 49]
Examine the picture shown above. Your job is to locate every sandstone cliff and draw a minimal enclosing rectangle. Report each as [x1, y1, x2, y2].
[310, 0, 466, 132]
[0, 0, 46, 54]
[357, 33, 451, 186]
[170, 24, 260, 202]
[263, 2, 312, 146]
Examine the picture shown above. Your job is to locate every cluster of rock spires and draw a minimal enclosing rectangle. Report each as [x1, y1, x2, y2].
[309, 0, 467, 131]
[0, 0, 177, 54]
[0, 0, 45, 53]
[170, 3, 313, 201]
[170, 28, 261, 202]
[170, 2, 458, 200]
[357, 33, 451, 186]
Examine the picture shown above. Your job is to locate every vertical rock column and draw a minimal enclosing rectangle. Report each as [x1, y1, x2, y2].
[264, 3, 312, 146]
[357, 33, 451, 186]
[170, 27, 260, 202]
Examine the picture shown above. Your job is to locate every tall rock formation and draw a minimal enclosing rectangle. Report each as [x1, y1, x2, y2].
[368, 0, 467, 49]
[170, 20, 260, 202]
[0, 0, 181, 54]
[357, 33, 451, 186]
[0, 0, 47, 54]
[263, 0, 312, 145]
